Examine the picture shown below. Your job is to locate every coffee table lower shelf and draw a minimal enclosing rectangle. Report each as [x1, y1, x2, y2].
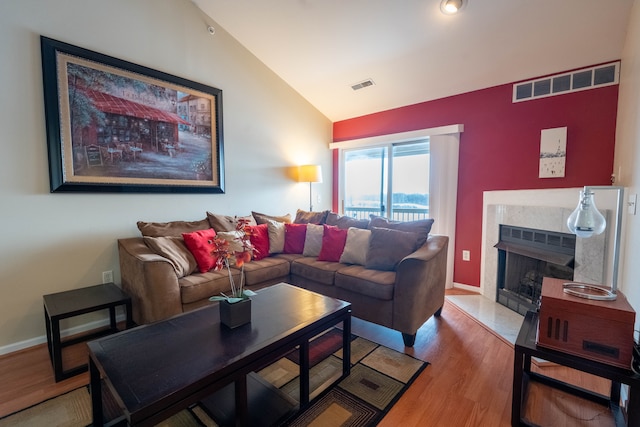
[201, 372, 298, 426]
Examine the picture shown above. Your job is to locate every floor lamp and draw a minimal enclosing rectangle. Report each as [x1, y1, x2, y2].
[565, 185, 624, 301]
[298, 165, 322, 211]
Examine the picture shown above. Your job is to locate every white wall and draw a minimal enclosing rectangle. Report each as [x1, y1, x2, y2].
[0, 0, 332, 351]
[615, 0, 640, 334]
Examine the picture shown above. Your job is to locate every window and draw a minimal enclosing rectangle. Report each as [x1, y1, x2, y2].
[342, 140, 429, 221]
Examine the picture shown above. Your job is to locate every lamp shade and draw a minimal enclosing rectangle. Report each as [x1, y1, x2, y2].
[297, 165, 322, 183]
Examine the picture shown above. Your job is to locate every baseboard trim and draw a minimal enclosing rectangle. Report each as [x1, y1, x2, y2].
[0, 314, 128, 356]
[452, 282, 481, 293]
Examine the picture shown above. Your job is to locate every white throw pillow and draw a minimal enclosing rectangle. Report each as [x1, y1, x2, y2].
[339, 228, 371, 265]
[303, 223, 324, 257]
[267, 220, 285, 254]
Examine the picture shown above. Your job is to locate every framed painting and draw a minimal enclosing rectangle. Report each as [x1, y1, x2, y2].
[40, 36, 224, 193]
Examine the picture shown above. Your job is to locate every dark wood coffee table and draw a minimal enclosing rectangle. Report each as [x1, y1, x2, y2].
[88, 283, 352, 426]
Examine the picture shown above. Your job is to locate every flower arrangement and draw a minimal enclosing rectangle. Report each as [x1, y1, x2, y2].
[209, 217, 258, 303]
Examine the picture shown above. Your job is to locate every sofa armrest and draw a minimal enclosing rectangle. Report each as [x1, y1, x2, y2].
[393, 234, 449, 334]
[118, 237, 183, 324]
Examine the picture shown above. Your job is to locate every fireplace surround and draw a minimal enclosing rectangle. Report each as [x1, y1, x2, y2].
[480, 189, 610, 306]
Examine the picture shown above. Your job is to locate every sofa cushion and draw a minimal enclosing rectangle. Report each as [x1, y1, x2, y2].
[335, 265, 396, 300]
[137, 218, 210, 237]
[317, 225, 348, 262]
[207, 212, 256, 232]
[365, 227, 421, 271]
[325, 212, 370, 229]
[179, 269, 241, 304]
[267, 220, 285, 254]
[240, 256, 290, 286]
[249, 224, 269, 260]
[284, 223, 307, 254]
[302, 223, 324, 257]
[143, 236, 197, 278]
[252, 211, 292, 225]
[339, 228, 371, 266]
[182, 228, 217, 273]
[294, 209, 330, 224]
[369, 215, 434, 246]
[291, 257, 344, 285]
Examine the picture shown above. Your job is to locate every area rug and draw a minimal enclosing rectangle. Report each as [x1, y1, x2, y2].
[0, 329, 428, 427]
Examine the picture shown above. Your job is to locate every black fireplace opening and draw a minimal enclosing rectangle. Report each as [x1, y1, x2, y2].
[495, 225, 576, 315]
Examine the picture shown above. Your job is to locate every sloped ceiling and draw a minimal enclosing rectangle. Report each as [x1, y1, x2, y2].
[192, 0, 634, 122]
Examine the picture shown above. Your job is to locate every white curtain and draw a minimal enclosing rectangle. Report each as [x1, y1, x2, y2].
[428, 134, 460, 289]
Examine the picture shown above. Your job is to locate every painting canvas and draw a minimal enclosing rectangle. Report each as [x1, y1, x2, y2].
[539, 127, 566, 178]
[41, 36, 224, 193]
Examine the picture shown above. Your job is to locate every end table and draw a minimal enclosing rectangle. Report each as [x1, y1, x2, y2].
[513, 311, 640, 426]
[43, 282, 133, 382]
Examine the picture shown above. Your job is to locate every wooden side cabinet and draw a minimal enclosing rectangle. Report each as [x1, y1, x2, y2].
[513, 311, 640, 427]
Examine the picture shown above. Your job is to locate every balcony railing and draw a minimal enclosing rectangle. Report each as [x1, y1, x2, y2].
[344, 206, 429, 222]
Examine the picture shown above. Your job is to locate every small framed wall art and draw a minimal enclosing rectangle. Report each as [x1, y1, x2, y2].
[539, 127, 567, 178]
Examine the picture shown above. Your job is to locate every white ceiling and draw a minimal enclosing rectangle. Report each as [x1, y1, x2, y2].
[192, 0, 634, 122]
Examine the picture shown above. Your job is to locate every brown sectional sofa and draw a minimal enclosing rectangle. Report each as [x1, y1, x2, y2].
[118, 210, 449, 346]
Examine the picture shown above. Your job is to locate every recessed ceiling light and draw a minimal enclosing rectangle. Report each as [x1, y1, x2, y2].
[440, 0, 465, 15]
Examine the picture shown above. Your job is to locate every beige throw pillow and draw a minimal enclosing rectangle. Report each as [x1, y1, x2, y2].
[207, 212, 256, 232]
[143, 236, 198, 277]
[137, 218, 210, 237]
[252, 211, 292, 225]
[215, 231, 244, 252]
[339, 228, 371, 265]
[302, 223, 324, 257]
[267, 220, 286, 254]
[293, 209, 330, 224]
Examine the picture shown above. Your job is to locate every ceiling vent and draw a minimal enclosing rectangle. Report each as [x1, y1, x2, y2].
[512, 62, 620, 103]
[351, 79, 375, 91]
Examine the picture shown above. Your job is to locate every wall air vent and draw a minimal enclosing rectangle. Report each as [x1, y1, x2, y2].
[512, 62, 620, 103]
[351, 79, 375, 91]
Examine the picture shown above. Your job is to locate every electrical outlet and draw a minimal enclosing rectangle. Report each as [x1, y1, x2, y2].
[102, 270, 113, 284]
[462, 250, 470, 261]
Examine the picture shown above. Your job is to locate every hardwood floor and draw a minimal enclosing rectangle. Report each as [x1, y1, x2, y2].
[0, 289, 614, 426]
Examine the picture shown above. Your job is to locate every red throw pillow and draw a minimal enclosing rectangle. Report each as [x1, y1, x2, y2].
[182, 228, 217, 273]
[283, 223, 307, 254]
[249, 224, 269, 260]
[317, 225, 348, 262]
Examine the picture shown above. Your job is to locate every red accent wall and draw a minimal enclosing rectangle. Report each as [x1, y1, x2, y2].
[332, 79, 619, 287]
